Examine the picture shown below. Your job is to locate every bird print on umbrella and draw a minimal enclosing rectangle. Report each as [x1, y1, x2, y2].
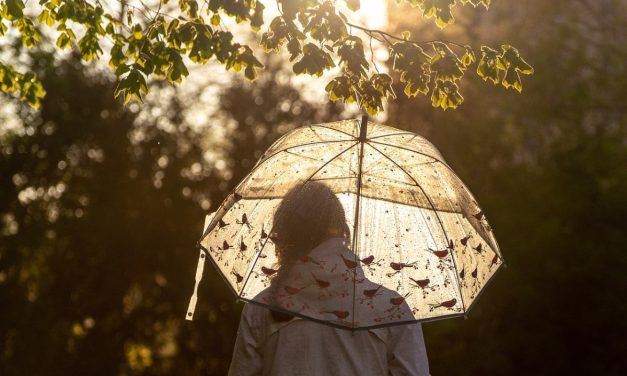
[188, 117, 504, 329]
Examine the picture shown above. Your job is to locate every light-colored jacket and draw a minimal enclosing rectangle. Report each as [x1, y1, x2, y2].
[227, 301, 429, 376]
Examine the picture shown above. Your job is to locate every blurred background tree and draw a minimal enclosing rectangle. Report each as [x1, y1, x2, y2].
[387, 0, 627, 374]
[1, 0, 626, 375]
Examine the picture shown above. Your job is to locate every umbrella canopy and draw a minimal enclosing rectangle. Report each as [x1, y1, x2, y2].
[187, 117, 504, 330]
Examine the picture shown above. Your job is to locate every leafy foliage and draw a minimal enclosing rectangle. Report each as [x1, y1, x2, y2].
[0, 0, 532, 113]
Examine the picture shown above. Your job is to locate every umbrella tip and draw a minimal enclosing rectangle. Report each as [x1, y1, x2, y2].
[359, 115, 369, 142]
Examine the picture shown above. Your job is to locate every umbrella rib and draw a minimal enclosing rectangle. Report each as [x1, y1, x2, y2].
[367, 143, 466, 311]
[239, 142, 360, 297]
[368, 140, 445, 165]
[309, 123, 358, 139]
[367, 131, 416, 140]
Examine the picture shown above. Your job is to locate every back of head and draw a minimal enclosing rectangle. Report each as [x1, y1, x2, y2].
[268, 181, 350, 322]
[272, 181, 350, 267]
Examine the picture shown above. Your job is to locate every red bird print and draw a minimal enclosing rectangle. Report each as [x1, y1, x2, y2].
[390, 262, 414, 271]
[237, 213, 252, 229]
[430, 298, 457, 309]
[232, 271, 244, 283]
[261, 266, 278, 276]
[220, 240, 231, 250]
[217, 219, 229, 228]
[239, 240, 247, 251]
[360, 255, 375, 265]
[390, 296, 405, 306]
[471, 267, 478, 278]
[461, 235, 472, 246]
[459, 268, 465, 279]
[260, 228, 268, 239]
[363, 285, 382, 298]
[429, 248, 449, 258]
[473, 211, 484, 220]
[490, 254, 499, 267]
[448, 239, 454, 249]
[284, 286, 302, 295]
[311, 272, 330, 288]
[473, 243, 483, 253]
[340, 254, 358, 269]
[321, 310, 350, 319]
[298, 255, 320, 265]
[410, 278, 430, 288]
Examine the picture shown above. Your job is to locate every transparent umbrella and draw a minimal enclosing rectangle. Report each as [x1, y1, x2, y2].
[186, 116, 504, 330]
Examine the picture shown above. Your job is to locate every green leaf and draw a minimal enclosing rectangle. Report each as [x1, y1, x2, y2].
[37, 9, 55, 27]
[115, 64, 130, 76]
[461, 45, 476, 66]
[498, 45, 533, 92]
[6, 0, 25, 19]
[430, 41, 465, 81]
[502, 67, 522, 92]
[421, 0, 456, 29]
[371, 73, 396, 99]
[78, 30, 103, 61]
[303, 2, 347, 42]
[114, 69, 147, 104]
[56, 32, 70, 49]
[293, 43, 334, 77]
[337, 36, 368, 78]
[250, 2, 265, 31]
[325, 75, 356, 103]
[500, 45, 534, 74]
[359, 79, 385, 115]
[132, 24, 143, 40]
[431, 80, 463, 110]
[210, 14, 221, 26]
[476, 45, 501, 84]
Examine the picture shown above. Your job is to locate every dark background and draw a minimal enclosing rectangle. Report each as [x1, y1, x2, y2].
[1, 1, 626, 375]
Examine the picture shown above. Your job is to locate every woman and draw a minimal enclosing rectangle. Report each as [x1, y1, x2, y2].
[228, 182, 430, 375]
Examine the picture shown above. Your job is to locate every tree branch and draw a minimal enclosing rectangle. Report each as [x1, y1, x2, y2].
[345, 21, 466, 49]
